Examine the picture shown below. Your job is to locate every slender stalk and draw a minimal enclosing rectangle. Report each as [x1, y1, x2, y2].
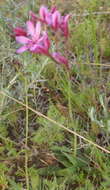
[0, 93, 5, 115]
[47, 53, 76, 154]
[25, 78, 29, 190]
[67, 71, 77, 157]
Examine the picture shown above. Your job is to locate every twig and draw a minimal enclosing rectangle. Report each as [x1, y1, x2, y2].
[1, 91, 110, 154]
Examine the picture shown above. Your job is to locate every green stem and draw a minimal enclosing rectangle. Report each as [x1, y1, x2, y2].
[67, 71, 77, 157]
[25, 78, 29, 190]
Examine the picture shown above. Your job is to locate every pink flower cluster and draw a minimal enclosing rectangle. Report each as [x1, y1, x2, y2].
[13, 6, 70, 67]
[30, 6, 70, 38]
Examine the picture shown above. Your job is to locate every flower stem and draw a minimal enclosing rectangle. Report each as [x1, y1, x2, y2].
[67, 71, 77, 157]
[25, 78, 29, 190]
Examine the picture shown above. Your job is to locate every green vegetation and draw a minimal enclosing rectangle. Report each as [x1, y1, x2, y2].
[1, 0, 110, 189]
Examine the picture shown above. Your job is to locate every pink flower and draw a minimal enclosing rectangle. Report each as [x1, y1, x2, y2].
[60, 15, 70, 38]
[29, 11, 37, 23]
[39, 5, 57, 21]
[30, 32, 50, 55]
[51, 11, 61, 30]
[52, 52, 68, 66]
[50, 6, 57, 14]
[29, 6, 52, 24]
[39, 6, 48, 22]
[39, 6, 60, 28]
[15, 21, 50, 55]
[41, 6, 70, 37]
[39, 6, 61, 30]
[14, 7, 70, 68]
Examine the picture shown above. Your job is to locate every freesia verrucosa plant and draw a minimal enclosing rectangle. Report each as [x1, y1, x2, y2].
[13, 5, 70, 68]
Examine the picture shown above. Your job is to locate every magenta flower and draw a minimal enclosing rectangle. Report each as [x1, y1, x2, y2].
[52, 52, 68, 67]
[40, 6, 61, 30]
[30, 6, 56, 25]
[14, 6, 70, 69]
[39, 6, 70, 37]
[30, 31, 50, 55]
[51, 11, 61, 30]
[39, 6, 48, 22]
[39, 5, 57, 24]
[15, 21, 50, 55]
[50, 6, 57, 14]
[30, 6, 51, 24]
[29, 11, 37, 23]
[30, 6, 70, 37]
[60, 15, 70, 38]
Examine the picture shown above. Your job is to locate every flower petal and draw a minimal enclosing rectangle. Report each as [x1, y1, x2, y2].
[30, 43, 49, 55]
[16, 46, 28, 53]
[29, 11, 37, 20]
[34, 22, 41, 40]
[29, 44, 38, 51]
[13, 27, 27, 36]
[52, 52, 68, 65]
[45, 13, 52, 25]
[35, 46, 48, 55]
[26, 21, 35, 36]
[16, 36, 30, 44]
[43, 32, 50, 49]
[64, 14, 70, 23]
[52, 11, 61, 30]
[60, 14, 70, 37]
[39, 6, 48, 20]
[50, 6, 57, 13]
